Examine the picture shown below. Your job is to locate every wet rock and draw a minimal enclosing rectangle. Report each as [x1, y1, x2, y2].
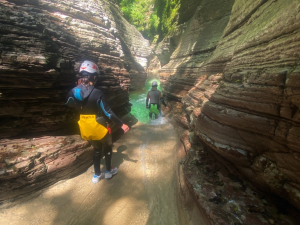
[182, 143, 300, 224]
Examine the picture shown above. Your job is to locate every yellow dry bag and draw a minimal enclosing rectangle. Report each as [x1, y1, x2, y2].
[78, 115, 108, 140]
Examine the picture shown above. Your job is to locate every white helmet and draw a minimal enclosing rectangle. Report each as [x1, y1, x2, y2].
[152, 81, 158, 87]
[79, 60, 99, 74]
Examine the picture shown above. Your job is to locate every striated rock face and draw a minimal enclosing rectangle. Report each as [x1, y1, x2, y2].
[0, 0, 151, 139]
[157, 0, 300, 215]
[157, 0, 234, 101]
[108, 2, 152, 90]
[0, 0, 150, 205]
[0, 136, 93, 205]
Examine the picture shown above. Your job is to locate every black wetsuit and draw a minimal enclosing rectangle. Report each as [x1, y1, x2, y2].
[66, 84, 123, 175]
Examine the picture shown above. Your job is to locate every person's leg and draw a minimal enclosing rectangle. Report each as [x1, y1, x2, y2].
[103, 144, 112, 171]
[90, 140, 104, 183]
[158, 104, 162, 116]
[154, 104, 159, 119]
[101, 133, 118, 179]
[90, 140, 103, 175]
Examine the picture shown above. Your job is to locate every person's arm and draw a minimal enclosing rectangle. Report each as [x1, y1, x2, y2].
[146, 92, 150, 108]
[159, 92, 167, 107]
[98, 95, 129, 133]
[65, 89, 76, 106]
[159, 92, 169, 110]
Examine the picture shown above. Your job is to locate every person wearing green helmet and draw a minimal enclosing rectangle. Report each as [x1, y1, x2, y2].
[146, 81, 169, 119]
[65, 60, 129, 184]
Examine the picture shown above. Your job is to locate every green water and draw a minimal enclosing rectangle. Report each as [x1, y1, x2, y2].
[129, 78, 163, 124]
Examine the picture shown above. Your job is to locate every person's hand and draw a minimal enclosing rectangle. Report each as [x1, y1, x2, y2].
[166, 106, 169, 111]
[146, 105, 149, 109]
[121, 124, 129, 133]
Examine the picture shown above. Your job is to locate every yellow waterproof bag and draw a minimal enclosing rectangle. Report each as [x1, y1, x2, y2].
[78, 115, 108, 140]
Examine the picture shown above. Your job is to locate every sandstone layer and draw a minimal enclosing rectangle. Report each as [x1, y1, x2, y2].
[156, 0, 300, 216]
[0, 0, 150, 206]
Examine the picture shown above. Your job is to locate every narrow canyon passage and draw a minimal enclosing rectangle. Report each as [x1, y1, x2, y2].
[0, 120, 181, 225]
[1, 0, 300, 223]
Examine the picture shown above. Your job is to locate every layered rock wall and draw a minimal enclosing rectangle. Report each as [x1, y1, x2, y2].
[157, 0, 300, 212]
[0, 0, 150, 139]
[0, 0, 150, 206]
[0, 136, 93, 205]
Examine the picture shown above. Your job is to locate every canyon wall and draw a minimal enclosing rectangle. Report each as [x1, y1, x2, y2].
[156, 0, 300, 215]
[0, 0, 151, 139]
[0, 0, 150, 206]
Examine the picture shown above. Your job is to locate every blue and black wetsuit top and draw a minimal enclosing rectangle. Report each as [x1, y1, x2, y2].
[65, 84, 123, 127]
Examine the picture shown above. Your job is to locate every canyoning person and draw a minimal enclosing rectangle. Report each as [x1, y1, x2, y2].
[146, 81, 169, 119]
[65, 60, 129, 184]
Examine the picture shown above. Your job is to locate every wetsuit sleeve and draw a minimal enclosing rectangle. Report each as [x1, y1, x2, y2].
[98, 95, 123, 127]
[146, 91, 150, 108]
[65, 89, 76, 106]
[159, 91, 167, 107]
[160, 97, 167, 107]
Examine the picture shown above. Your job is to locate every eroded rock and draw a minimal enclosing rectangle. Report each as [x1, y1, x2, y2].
[155, 0, 300, 215]
[0, 136, 92, 205]
[0, 0, 150, 206]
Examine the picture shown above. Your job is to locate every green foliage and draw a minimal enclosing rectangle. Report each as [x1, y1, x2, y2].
[116, 0, 181, 42]
[156, 0, 180, 38]
[118, 0, 154, 39]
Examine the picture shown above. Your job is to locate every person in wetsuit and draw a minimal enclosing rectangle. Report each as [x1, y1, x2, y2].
[66, 60, 129, 184]
[146, 81, 169, 119]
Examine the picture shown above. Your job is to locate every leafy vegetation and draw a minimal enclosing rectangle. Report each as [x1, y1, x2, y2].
[115, 0, 181, 42]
